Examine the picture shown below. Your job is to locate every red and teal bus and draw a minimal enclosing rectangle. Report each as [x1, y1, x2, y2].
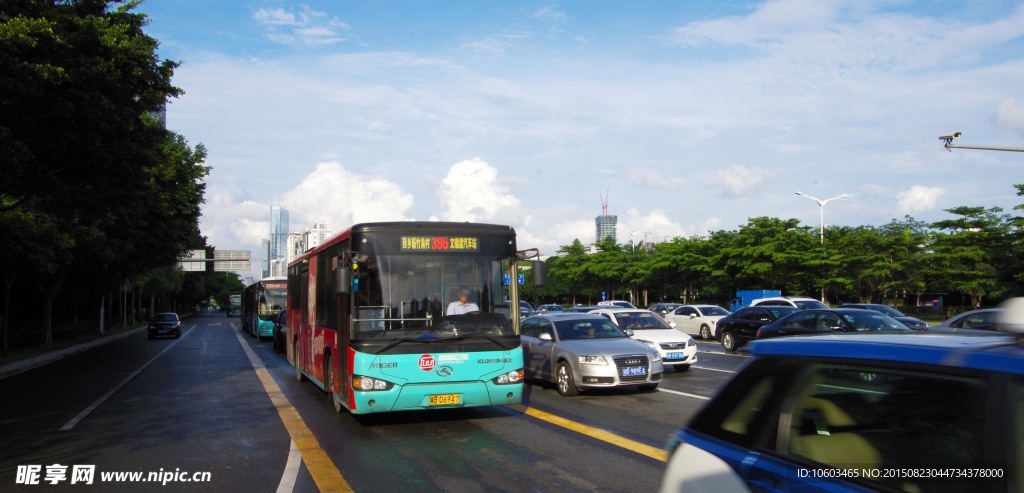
[241, 277, 287, 340]
[287, 222, 542, 414]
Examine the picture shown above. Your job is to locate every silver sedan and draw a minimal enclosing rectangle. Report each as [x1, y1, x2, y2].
[520, 313, 664, 396]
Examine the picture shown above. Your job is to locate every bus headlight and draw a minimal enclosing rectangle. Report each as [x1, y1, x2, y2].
[352, 375, 394, 391]
[578, 355, 609, 365]
[492, 369, 523, 385]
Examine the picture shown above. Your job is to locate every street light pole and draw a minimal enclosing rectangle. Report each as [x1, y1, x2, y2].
[795, 192, 848, 244]
[795, 191, 848, 303]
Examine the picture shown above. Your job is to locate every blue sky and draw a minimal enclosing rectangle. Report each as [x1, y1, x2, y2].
[136, 0, 1024, 278]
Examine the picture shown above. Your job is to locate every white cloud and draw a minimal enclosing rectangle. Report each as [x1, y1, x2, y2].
[895, 186, 945, 216]
[994, 98, 1024, 138]
[281, 162, 414, 231]
[703, 164, 774, 198]
[252, 6, 350, 46]
[437, 158, 525, 225]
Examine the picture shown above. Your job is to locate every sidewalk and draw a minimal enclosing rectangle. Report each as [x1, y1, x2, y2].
[0, 326, 146, 381]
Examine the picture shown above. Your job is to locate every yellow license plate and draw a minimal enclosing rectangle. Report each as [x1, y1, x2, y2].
[428, 394, 461, 406]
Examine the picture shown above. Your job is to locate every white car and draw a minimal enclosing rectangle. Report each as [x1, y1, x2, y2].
[596, 300, 636, 309]
[591, 308, 697, 371]
[749, 296, 828, 310]
[663, 305, 731, 340]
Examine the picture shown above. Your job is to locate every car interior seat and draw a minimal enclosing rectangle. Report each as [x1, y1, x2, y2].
[789, 397, 881, 468]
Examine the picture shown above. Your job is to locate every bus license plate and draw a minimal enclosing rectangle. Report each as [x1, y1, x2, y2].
[622, 366, 646, 376]
[667, 352, 684, 359]
[429, 394, 461, 406]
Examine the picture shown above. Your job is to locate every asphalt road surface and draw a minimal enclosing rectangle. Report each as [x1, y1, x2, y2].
[0, 311, 748, 492]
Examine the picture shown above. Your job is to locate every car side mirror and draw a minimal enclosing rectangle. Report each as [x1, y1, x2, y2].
[689, 314, 697, 319]
[538, 332, 553, 341]
[669, 321, 677, 329]
[625, 328, 635, 336]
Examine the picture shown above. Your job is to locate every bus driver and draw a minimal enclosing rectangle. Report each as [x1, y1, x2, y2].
[446, 289, 479, 315]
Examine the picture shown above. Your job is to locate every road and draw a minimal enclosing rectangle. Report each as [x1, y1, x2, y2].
[0, 311, 749, 492]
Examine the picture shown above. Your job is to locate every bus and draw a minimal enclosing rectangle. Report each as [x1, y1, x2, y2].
[287, 221, 543, 414]
[227, 294, 242, 317]
[241, 277, 287, 340]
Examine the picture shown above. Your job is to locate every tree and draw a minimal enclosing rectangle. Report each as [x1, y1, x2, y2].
[0, 1, 207, 346]
[927, 207, 1004, 307]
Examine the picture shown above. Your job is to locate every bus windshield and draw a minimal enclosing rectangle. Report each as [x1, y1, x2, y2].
[259, 282, 287, 320]
[352, 253, 514, 340]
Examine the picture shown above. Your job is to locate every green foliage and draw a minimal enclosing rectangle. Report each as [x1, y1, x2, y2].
[0, 0, 208, 350]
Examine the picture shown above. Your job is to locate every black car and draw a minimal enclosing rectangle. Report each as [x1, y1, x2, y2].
[147, 312, 181, 339]
[755, 308, 913, 340]
[839, 303, 928, 330]
[272, 307, 288, 353]
[715, 305, 799, 351]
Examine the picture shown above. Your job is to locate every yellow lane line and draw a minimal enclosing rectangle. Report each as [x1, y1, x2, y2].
[510, 404, 667, 462]
[232, 324, 354, 493]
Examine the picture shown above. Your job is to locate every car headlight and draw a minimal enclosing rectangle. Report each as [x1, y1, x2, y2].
[578, 355, 609, 365]
[492, 369, 523, 385]
[687, 337, 695, 347]
[639, 339, 660, 352]
[351, 375, 395, 391]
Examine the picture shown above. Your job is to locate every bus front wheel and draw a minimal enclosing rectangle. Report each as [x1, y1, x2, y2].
[325, 353, 343, 413]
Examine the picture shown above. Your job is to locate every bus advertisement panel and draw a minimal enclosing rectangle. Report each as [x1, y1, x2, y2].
[241, 277, 287, 340]
[287, 222, 542, 414]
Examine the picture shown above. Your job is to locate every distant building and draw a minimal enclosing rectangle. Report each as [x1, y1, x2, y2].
[283, 218, 333, 267]
[595, 214, 617, 243]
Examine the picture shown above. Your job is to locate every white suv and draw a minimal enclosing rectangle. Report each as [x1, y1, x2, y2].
[749, 296, 828, 310]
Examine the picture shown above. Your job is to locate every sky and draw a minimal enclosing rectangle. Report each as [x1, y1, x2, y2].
[135, 0, 1024, 279]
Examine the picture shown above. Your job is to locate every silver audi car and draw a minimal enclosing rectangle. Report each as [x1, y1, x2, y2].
[520, 313, 664, 396]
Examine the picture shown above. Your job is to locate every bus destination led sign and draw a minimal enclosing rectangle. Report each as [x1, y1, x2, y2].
[401, 236, 479, 252]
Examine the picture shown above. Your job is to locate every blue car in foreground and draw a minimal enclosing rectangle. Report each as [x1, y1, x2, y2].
[660, 298, 1024, 493]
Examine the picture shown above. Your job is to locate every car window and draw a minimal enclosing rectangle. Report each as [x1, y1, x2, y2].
[554, 319, 624, 340]
[700, 306, 730, 317]
[688, 358, 797, 447]
[615, 312, 671, 330]
[521, 318, 538, 337]
[782, 364, 987, 491]
[766, 307, 797, 320]
[677, 307, 695, 316]
[538, 320, 554, 339]
[959, 311, 997, 330]
[779, 312, 816, 329]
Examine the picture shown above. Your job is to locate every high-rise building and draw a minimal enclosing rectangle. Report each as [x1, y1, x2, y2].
[595, 215, 617, 243]
[270, 205, 289, 262]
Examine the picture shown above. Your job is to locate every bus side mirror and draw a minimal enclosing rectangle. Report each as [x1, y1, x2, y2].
[533, 260, 546, 287]
[334, 266, 351, 295]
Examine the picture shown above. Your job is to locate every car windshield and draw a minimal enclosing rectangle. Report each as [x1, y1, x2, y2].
[697, 306, 730, 316]
[553, 319, 626, 340]
[153, 314, 177, 322]
[612, 312, 673, 330]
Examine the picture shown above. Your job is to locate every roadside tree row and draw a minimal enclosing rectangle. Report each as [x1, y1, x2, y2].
[529, 194, 1024, 314]
[0, 1, 219, 355]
